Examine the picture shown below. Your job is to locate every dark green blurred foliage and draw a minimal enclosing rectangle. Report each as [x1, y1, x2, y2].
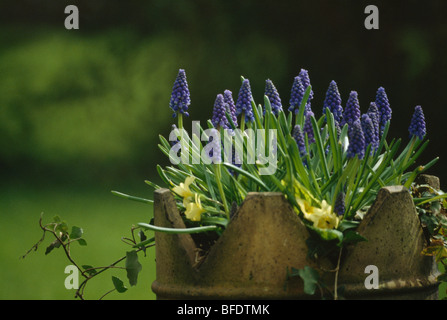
[0, 0, 446, 188]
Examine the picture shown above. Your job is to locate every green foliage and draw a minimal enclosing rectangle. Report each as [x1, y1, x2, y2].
[125, 251, 142, 287]
[0, 27, 288, 184]
[144, 75, 439, 246]
[136, 70, 446, 299]
[413, 182, 447, 298]
[112, 276, 128, 293]
[23, 208, 154, 299]
[291, 266, 320, 296]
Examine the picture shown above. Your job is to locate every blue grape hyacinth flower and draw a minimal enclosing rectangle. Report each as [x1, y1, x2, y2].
[235, 79, 254, 123]
[361, 113, 378, 153]
[334, 191, 346, 216]
[264, 79, 283, 115]
[375, 87, 392, 135]
[367, 102, 380, 147]
[169, 69, 191, 118]
[342, 91, 361, 127]
[223, 90, 238, 128]
[408, 105, 426, 140]
[299, 69, 314, 113]
[347, 119, 365, 160]
[207, 129, 222, 164]
[303, 111, 315, 144]
[323, 80, 343, 123]
[211, 94, 230, 129]
[292, 125, 307, 157]
[288, 76, 305, 115]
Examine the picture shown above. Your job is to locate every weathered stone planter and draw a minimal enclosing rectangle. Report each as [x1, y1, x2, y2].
[151, 178, 440, 300]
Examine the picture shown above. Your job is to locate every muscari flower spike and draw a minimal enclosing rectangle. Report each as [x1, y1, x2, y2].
[169, 69, 191, 118]
[207, 130, 222, 164]
[334, 191, 345, 217]
[235, 79, 254, 122]
[299, 69, 314, 113]
[223, 89, 238, 127]
[303, 111, 315, 144]
[408, 105, 426, 140]
[211, 94, 230, 129]
[347, 119, 365, 160]
[323, 80, 343, 123]
[342, 91, 361, 127]
[292, 125, 306, 157]
[334, 120, 342, 138]
[367, 102, 380, 145]
[264, 79, 283, 115]
[375, 87, 392, 135]
[361, 113, 378, 153]
[288, 76, 305, 115]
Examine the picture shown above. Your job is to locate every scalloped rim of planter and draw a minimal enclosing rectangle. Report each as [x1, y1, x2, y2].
[150, 178, 440, 300]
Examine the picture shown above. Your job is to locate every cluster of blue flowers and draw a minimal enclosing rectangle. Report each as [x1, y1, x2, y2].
[292, 125, 306, 157]
[322, 80, 343, 124]
[211, 94, 230, 129]
[169, 69, 427, 162]
[264, 79, 283, 115]
[376, 87, 392, 135]
[235, 79, 254, 123]
[408, 106, 426, 140]
[169, 69, 191, 117]
[289, 69, 314, 115]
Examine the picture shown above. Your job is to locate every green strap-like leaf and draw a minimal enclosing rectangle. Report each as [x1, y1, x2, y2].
[138, 222, 218, 234]
[111, 190, 154, 205]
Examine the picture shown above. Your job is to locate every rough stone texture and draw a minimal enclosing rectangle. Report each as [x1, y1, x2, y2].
[415, 174, 440, 190]
[196, 192, 320, 298]
[338, 186, 439, 299]
[151, 186, 440, 299]
[152, 190, 319, 299]
[151, 189, 198, 290]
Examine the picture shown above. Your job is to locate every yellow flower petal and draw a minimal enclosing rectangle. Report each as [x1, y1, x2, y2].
[172, 176, 195, 199]
[298, 198, 339, 230]
[297, 198, 314, 215]
[184, 194, 205, 222]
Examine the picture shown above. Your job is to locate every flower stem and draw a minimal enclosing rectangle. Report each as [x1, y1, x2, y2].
[178, 113, 183, 130]
[215, 163, 230, 219]
[240, 112, 246, 132]
[334, 247, 343, 300]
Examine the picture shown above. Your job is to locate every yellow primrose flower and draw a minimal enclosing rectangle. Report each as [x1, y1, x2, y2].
[184, 193, 206, 222]
[172, 176, 195, 200]
[297, 198, 339, 230]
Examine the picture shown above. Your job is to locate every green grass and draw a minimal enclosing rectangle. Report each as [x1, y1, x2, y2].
[0, 181, 156, 300]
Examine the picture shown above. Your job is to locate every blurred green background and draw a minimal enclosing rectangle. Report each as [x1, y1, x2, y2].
[1, 0, 446, 299]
